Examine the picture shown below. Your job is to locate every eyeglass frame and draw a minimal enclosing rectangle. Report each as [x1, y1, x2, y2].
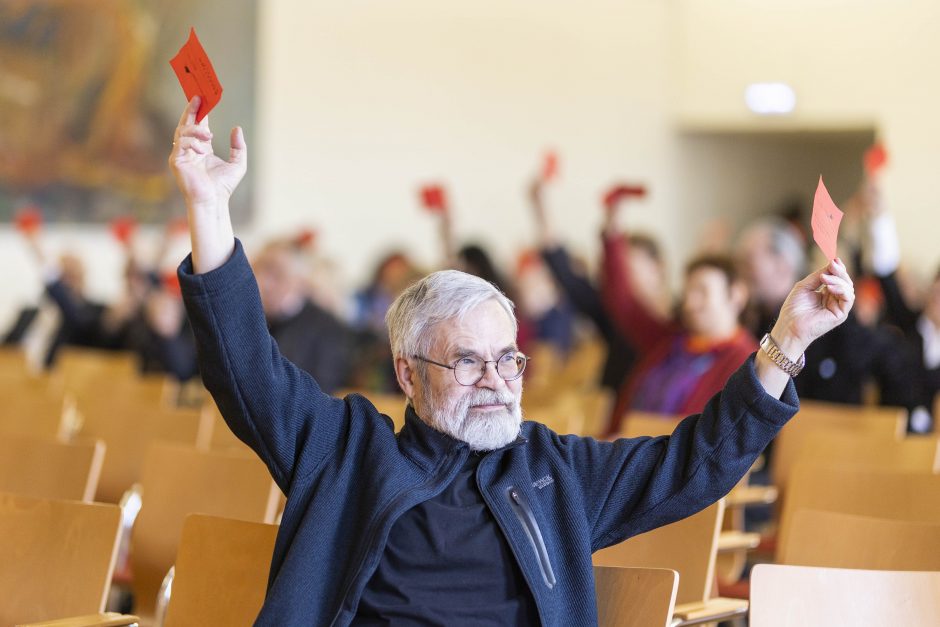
[412, 350, 530, 386]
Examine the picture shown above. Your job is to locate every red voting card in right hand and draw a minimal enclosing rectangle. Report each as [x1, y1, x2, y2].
[169, 28, 223, 123]
[811, 176, 844, 262]
[419, 185, 448, 214]
[603, 184, 647, 209]
[14, 206, 43, 235]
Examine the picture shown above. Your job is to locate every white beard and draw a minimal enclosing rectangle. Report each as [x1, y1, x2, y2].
[421, 385, 523, 452]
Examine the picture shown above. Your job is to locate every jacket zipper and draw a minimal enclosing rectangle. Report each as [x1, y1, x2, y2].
[329, 448, 463, 626]
[506, 486, 557, 589]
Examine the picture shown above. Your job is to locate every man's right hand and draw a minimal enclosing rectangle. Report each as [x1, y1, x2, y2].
[168, 97, 246, 274]
[169, 96, 247, 211]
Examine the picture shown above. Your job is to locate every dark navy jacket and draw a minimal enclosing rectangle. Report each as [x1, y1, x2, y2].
[178, 240, 799, 626]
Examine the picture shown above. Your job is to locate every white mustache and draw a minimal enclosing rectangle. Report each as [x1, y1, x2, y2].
[462, 389, 517, 408]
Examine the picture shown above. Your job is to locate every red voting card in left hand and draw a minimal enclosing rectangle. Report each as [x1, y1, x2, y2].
[811, 176, 844, 262]
[170, 28, 223, 122]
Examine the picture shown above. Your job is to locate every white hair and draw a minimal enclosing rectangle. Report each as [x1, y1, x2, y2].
[385, 269, 517, 362]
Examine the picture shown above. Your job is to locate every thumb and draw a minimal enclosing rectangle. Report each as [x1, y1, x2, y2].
[229, 126, 247, 168]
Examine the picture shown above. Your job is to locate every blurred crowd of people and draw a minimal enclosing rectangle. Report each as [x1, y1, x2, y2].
[4, 172, 938, 435]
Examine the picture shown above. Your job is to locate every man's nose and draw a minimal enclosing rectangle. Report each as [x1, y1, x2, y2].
[476, 361, 505, 389]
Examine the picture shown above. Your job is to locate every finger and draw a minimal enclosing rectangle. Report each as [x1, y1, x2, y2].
[177, 124, 213, 143]
[829, 257, 853, 282]
[229, 126, 247, 167]
[176, 136, 211, 155]
[798, 267, 826, 291]
[820, 273, 855, 295]
[176, 96, 201, 130]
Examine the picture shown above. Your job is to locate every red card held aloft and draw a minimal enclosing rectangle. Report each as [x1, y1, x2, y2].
[14, 205, 43, 234]
[864, 143, 888, 177]
[541, 151, 559, 182]
[603, 184, 647, 209]
[811, 176, 844, 262]
[110, 216, 138, 245]
[169, 28, 223, 123]
[419, 184, 448, 214]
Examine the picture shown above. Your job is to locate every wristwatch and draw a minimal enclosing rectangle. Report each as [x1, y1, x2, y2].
[760, 333, 805, 377]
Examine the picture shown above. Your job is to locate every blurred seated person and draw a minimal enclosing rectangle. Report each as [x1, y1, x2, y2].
[736, 215, 914, 414]
[862, 181, 938, 433]
[602, 201, 755, 436]
[514, 250, 575, 357]
[528, 178, 671, 393]
[254, 240, 354, 394]
[13, 232, 115, 367]
[350, 251, 422, 392]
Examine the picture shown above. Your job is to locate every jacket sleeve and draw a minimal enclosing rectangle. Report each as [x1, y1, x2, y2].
[600, 233, 672, 354]
[178, 240, 349, 492]
[559, 354, 798, 551]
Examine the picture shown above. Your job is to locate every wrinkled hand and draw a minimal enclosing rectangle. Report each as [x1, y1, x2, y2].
[168, 97, 247, 210]
[771, 258, 855, 358]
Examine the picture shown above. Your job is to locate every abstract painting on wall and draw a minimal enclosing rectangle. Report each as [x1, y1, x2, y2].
[0, 0, 256, 225]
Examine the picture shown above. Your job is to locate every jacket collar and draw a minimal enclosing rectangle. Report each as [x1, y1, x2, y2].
[397, 404, 527, 473]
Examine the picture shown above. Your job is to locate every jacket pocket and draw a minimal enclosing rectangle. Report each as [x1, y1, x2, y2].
[506, 486, 557, 589]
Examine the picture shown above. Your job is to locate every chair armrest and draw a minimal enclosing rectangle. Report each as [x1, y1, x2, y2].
[717, 530, 761, 553]
[726, 485, 778, 507]
[17, 612, 140, 627]
[671, 598, 749, 626]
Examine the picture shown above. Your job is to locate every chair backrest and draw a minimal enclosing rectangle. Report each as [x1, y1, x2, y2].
[196, 401, 254, 455]
[749, 564, 940, 627]
[523, 392, 586, 435]
[780, 509, 940, 571]
[0, 492, 121, 625]
[335, 390, 408, 431]
[770, 401, 907, 490]
[0, 384, 67, 440]
[777, 463, 940, 559]
[163, 514, 278, 626]
[620, 412, 683, 438]
[593, 500, 724, 605]
[0, 434, 105, 501]
[594, 565, 678, 627]
[75, 400, 203, 503]
[798, 430, 940, 472]
[131, 443, 280, 617]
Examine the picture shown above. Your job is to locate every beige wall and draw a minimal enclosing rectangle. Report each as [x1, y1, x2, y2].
[674, 0, 940, 277]
[2, 0, 938, 329]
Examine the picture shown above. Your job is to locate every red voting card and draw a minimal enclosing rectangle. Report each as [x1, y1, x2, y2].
[109, 216, 138, 245]
[864, 143, 888, 177]
[541, 151, 559, 182]
[603, 184, 647, 209]
[170, 28, 223, 123]
[419, 185, 448, 214]
[811, 176, 844, 262]
[14, 205, 43, 234]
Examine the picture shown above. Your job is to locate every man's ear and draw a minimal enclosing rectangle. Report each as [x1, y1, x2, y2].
[394, 355, 417, 399]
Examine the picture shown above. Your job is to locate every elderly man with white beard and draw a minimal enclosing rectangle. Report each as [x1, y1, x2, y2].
[170, 97, 855, 626]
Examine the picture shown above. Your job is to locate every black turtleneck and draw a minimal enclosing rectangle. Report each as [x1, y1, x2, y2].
[353, 452, 539, 625]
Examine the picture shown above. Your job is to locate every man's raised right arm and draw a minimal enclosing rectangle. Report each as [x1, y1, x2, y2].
[169, 98, 348, 491]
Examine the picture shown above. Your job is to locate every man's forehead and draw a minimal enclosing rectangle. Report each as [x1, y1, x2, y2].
[428, 301, 517, 356]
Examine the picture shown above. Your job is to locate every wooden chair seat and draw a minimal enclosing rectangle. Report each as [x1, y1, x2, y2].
[749, 564, 940, 626]
[0, 434, 105, 502]
[163, 514, 278, 626]
[0, 493, 122, 625]
[594, 565, 678, 627]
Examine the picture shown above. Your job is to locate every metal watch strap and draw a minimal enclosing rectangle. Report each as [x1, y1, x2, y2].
[760, 333, 805, 377]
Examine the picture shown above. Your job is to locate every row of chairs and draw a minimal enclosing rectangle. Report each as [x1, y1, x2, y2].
[7, 495, 937, 626]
